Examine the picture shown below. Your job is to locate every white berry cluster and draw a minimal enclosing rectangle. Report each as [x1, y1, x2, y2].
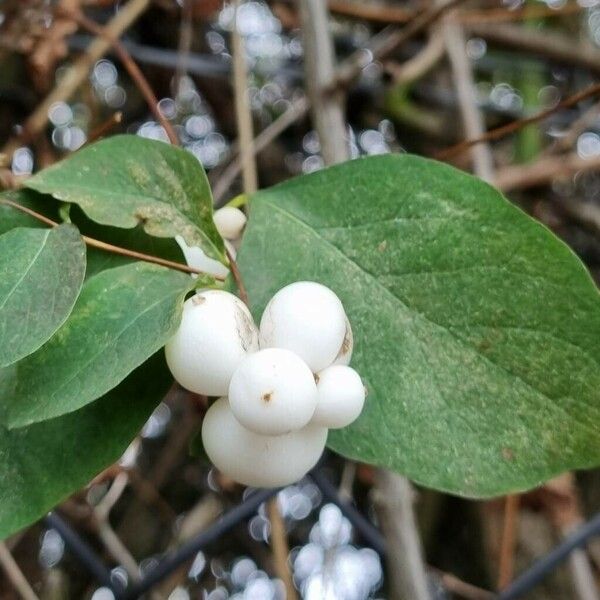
[165, 282, 366, 488]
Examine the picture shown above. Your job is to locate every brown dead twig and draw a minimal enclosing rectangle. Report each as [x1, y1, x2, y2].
[0, 198, 221, 278]
[2, 0, 150, 158]
[61, 7, 179, 146]
[497, 494, 520, 590]
[326, 0, 582, 24]
[494, 154, 600, 192]
[87, 111, 123, 144]
[436, 81, 600, 161]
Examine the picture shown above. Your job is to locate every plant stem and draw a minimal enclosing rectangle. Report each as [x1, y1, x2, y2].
[1, 199, 224, 279]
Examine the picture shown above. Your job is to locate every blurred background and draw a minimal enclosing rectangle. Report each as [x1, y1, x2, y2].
[2, 0, 600, 598]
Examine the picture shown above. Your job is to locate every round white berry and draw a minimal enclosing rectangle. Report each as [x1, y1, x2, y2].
[213, 206, 247, 240]
[259, 281, 346, 373]
[312, 365, 366, 429]
[165, 290, 258, 396]
[174, 235, 229, 279]
[332, 316, 353, 366]
[202, 397, 328, 487]
[229, 348, 318, 435]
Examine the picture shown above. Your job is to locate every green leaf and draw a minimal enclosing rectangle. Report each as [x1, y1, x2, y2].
[24, 135, 225, 262]
[0, 352, 171, 540]
[237, 154, 600, 498]
[0, 189, 59, 234]
[69, 206, 188, 279]
[0, 225, 86, 367]
[6, 262, 194, 428]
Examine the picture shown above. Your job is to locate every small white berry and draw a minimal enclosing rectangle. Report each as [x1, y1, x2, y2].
[259, 281, 346, 373]
[175, 235, 229, 279]
[165, 290, 258, 396]
[201, 397, 328, 487]
[229, 348, 317, 435]
[213, 207, 247, 240]
[332, 316, 353, 366]
[312, 365, 365, 429]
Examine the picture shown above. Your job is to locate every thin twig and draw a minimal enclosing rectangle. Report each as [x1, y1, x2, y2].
[465, 22, 600, 77]
[63, 7, 179, 146]
[436, 81, 600, 161]
[267, 498, 297, 600]
[87, 111, 123, 144]
[430, 567, 495, 600]
[0, 542, 40, 600]
[385, 29, 445, 84]
[331, 0, 468, 94]
[231, 0, 258, 194]
[226, 247, 249, 305]
[373, 470, 431, 600]
[212, 95, 309, 205]
[0, 198, 223, 278]
[92, 475, 141, 585]
[494, 153, 600, 191]
[2, 0, 150, 157]
[443, 14, 494, 182]
[498, 494, 520, 590]
[326, 0, 582, 25]
[300, 0, 348, 164]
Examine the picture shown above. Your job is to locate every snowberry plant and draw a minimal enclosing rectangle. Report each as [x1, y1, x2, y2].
[1, 134, 599, 541]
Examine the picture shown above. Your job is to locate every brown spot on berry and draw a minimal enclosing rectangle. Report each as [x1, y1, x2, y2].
[262, 391, 273, 403]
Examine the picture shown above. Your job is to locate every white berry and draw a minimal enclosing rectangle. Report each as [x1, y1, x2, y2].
[259, 281, 346, 373]
[312, 365, 365, 429]
[333, 316, 353, 366]
[175, 235, 229, 279]
[229, 348, 317, 435]
[202, 397, 328, 487]
[213, 207, 247, 240]
[165, 290, 258, 396]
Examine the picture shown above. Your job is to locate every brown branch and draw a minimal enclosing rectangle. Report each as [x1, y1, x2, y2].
[430, 568, 495, 600]
[0, 543, 39, 600]
[62, 7, 179, 146]
[465, 22, 600, 77]
[436, 82, 600, 161]
[2, 0, 150, 157]
[231, 0, 258, 193]
[226, 246, 248, 305]
[0, 198, 223, 278]
[331, 0, 469, 94]
[326, 0, 582, 25]
[460, 2, 583, 24]
[497, 494, 520, 590]
[327, 0, 412, 24]
[267, 498, 297, 600]
[495, 153, 600, 192]
[87, 111, 123, 145]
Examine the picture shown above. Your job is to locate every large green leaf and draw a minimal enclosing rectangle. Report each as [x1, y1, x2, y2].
[237, 154, 600, 498]
[6, 262, 193, 428]
[0, 225, 86, 367]
[0, 353, 171, 540]
[24, 135, 225, 262]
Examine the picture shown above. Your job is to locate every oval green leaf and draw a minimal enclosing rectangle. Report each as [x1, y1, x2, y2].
[0, 352, 171, 540]
[24, 134, 225, 262]
[6, 262, 194, 428]
[0, 224, 86, 367]
[237, 154, 600, 498]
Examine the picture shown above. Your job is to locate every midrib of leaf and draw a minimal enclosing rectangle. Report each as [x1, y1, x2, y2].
[0, 230, 51, 312]
[261, 199, 596, 432]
